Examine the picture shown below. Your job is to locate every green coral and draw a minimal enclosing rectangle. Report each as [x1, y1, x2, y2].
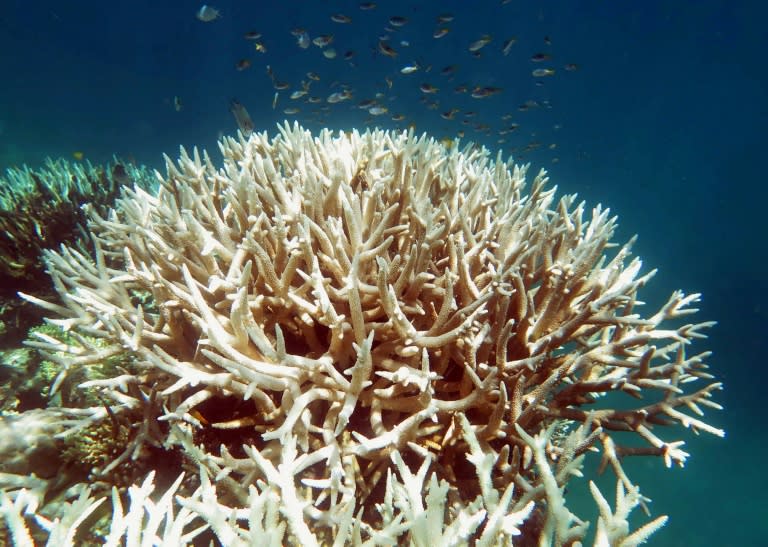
[0, 342, 54, 413]
[0, 157, 156, 294]
[60, 419, 131, 475]
[0, 322, 139, 413]
[0, 157, 156, 351]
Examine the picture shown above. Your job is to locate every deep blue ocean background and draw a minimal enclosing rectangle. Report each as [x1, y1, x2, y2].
[1, 1, 765, 544]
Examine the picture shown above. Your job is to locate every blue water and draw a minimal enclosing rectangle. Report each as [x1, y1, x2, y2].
[1, 1, 765, 544]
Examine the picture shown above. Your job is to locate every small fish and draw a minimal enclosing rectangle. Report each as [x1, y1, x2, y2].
[296, 32, 310, 49]
[343, 50, 356, 61]
[433, 27, 450, 39]
[524, 141, 543, 152]
[331, 13, 352, 24]
[274, 81, 291, 90]
[359, 2, 377, 10]
[196, 5, 220, 22]
[253, 42, 267, 53]
[272, 92, 279, 109]
[440, 108, 460, 120]
[532, 68, 555, 77]
[323, 48, 337, 59]
[111, 164, 132, 185]
[471, 86, 503, 99]
[388, 16, 408, 27]
[390, 113, 405, 121]
[327, 90, 352, 103]
[290, 90, 308, 99]
[564, 63, 579, 71]
[72, 151, 84, 161]
[419, 83, 439, 94]
[368, 105, 388, 116]
[440, 65, 458, 77]
[229, 99, 254, 136]
[313, 34, 334, 47]
[400, 63, 420, 74]
[436, 13, 454, 23]
[243, 31, 262, 40]
[189, 409, 209, 425]
[378, 40, 397, 58]
[307, 72, 321, 81]
[502, 37, 516, 56]
[235, 58, 251, 71]
[283, 107, 300, 115]
[530, 53, 551, 62]
[173, 96, 183, 111]
[468, 35, 492, 52]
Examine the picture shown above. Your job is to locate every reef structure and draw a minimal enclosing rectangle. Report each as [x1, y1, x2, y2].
[1, 123, 723, 545]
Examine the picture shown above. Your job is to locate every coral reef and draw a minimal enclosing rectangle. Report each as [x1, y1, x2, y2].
[0, 322, 139, 416]
[0, 158, 155, 350]
[0, 157, 153, 291]
[1, 123, 723, 545]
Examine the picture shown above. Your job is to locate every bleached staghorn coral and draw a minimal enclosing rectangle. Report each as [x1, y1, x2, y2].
[12, 122, 723, 544]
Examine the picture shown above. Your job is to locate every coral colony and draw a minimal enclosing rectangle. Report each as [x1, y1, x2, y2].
[0, 159, 152, 291]
[0, 123, 723, 545]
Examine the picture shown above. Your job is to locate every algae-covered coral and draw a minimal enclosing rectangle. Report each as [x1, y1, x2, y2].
[0, 124, 723, 545]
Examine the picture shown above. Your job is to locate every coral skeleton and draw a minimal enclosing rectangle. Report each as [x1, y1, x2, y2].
[2, 123, 723, 545]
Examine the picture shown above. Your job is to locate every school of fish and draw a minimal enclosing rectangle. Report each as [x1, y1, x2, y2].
[193, 2, 580, 163]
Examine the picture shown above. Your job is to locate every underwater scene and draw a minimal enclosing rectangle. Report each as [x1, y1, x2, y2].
[0, 1, 765, 545]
